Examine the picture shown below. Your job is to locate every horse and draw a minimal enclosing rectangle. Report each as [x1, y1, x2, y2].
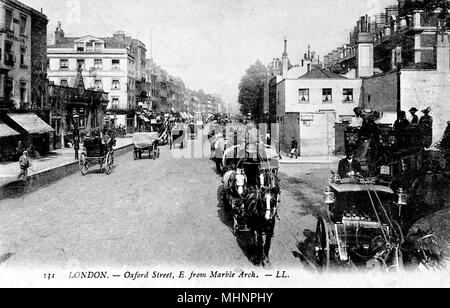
[222, 166, 249, 233]
[246, 169, 280, 266]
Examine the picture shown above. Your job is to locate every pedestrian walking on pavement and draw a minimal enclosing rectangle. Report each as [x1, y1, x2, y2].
[17, 150, 31, 182]
[290, 137, 299, 159]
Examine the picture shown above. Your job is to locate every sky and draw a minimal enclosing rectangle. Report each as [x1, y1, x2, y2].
[22, 0, 395, 112]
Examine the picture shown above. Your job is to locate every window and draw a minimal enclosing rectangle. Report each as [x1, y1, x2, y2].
[343, 88, 354, 102]
[20, 46, 26, 67]
[4, 42, 14, 65]
[322, 88, 332, 102]
[77, 46, 84, 52]
[94, 79, 103, 90]
[20, 15, 27, 36]
[94, 59, 102, 69]
[112, 59, 120, 70]
[20, 82, 27, 104]
[298, 89, 309, 102]
[86, 42, 93, 52]
[60, 59, 69, 69]
[77, 59, 85, 70]
[5, 9, 13, 31]
[5, 78, 13, 100]
[111, 97, 119, 109]
[111, 80, 120, 90]
[60, 79, 69, 87]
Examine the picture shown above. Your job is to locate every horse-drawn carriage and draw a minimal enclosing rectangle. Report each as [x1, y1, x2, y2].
[170, 123, 186, 149]
[79, 136, 115, 176]
[310, 121, 448, 271]
[221, 136, 281, 266]
[314, 176, 405, 271]
[133, 132, 160, 160]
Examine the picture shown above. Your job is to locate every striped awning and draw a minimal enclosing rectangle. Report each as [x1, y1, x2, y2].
[0, 123, 20, 138]
[6, 113, 55, 134]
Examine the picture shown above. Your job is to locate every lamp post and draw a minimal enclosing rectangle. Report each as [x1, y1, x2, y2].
[73, 114, 80, 160]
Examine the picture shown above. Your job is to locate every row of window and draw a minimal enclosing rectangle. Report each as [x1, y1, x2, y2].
[59, 79, 121, 90]
[2, 42, 28, 67]
[2, 78, 28, 103]
[4, 8, 28, 36]
[59, 59, 121, 70]
[298, 88, 354, 103]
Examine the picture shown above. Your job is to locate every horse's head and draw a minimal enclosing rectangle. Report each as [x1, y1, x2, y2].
[259, 170, 280, 221]
[230, 168, 247, 196]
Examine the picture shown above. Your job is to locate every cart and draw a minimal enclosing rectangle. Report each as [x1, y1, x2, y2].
[79, 137, 114, 176]
[170, 124, 186, 149]
[133, 132, 160, 160]
[314, 176, 404, 272]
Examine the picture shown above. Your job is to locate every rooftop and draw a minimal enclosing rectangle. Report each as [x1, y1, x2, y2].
[299, 67, 347, 79]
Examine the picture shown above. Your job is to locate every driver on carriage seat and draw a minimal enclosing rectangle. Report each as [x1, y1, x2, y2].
[338, 150, 361, 179]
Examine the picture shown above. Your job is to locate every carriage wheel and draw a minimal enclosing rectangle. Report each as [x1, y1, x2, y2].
[315, 217, 330, 271]
[133, 150, 138, 160]
[105, 153, 113, 175]
[80, 154, 88, 176]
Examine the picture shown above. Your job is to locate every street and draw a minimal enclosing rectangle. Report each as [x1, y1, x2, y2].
[0, 134, 331, 271]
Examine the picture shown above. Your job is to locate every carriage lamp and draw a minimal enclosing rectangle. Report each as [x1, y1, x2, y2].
[324, 187, 335, 204]
[397, 188, 408, 206]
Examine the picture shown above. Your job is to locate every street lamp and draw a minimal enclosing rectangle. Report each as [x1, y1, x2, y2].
[73, 114, 80, 160]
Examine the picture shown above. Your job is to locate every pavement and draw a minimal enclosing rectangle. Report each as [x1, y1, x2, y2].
[279, 151, 342, 165]
[0, 138, 133, 188]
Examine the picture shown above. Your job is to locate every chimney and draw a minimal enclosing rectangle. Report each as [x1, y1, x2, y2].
[282, 37, 289, 79]
[356, 29, 374, 78]
[55, 21, 65, 44]
[113, 31, 126, 42]
[436, 26, 450, 72]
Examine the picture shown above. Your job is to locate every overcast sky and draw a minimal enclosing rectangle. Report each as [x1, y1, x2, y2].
[23, 0, 395, 111]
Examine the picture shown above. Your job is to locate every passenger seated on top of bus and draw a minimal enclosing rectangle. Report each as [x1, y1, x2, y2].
[349, 107, 363, 128]
[338, 150, 361, 179]
[394, 111, 411, 130]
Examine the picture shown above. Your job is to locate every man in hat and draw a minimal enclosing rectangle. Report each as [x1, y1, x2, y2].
[290, 137, 299, 159]
[17, 150, 31, 181]
[338, 150, 361, 179]
[394, 111, 411, 130]
[419, 107, 433, 148]
[409, 107, 419, 125]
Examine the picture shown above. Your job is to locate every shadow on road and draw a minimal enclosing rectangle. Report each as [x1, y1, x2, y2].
[292, 229, 319, 272]
[216, 184, 259, 266]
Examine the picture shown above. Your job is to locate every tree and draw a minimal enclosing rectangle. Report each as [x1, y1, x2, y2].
[403, 0, 450, 20]
[238, 60, 268, 123]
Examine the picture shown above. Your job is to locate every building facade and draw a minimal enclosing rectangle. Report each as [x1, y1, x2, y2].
[1, 0, 48, 110]
[324, 0, 450, 142]
[0, 0, 53, 160]
[47, 25, 147, 132]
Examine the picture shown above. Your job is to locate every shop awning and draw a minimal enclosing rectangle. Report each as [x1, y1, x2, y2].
[6, 113, 55, 134]
[0, 123, 20, 138]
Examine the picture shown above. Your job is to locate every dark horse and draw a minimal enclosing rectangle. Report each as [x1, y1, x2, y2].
[246, 169, 280, 266]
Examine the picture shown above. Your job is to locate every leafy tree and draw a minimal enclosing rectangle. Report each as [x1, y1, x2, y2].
[238, 60, 268, 123]
[404, 0, 450, 20]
